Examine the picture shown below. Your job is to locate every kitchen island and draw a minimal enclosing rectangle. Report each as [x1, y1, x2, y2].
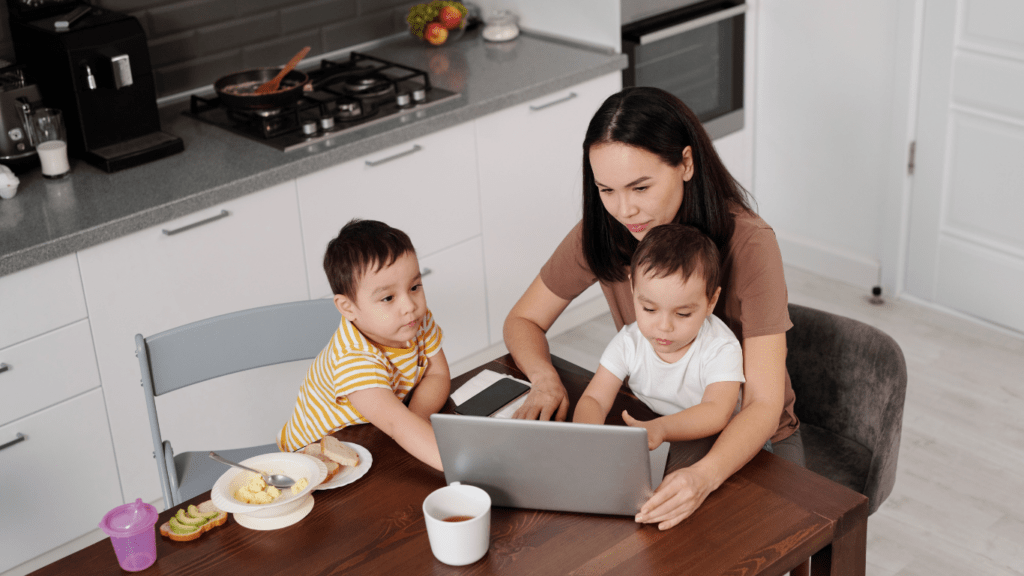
[0, 30, 626, 276]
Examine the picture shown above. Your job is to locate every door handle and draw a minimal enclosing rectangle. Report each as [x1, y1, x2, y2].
[0, 363, 9, 374]
[161, 210, 230, 236]
[0, 433, 25, 452]
[365, 144, 422, 167]
[529, 92, 577, 112]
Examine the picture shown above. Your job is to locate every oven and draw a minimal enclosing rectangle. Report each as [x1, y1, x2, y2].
[622, 0, 746, 140]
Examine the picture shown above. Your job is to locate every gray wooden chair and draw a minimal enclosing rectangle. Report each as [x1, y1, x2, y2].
[136, 298, 340, 508]
[786, 303, 908, 515]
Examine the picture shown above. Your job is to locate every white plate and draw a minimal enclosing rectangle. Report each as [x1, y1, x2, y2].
[211, 453, 327, 518]
[234, 494, 315, 530]
[316, 442, 372, 490]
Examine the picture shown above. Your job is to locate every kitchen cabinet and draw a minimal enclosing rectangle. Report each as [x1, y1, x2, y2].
[0, 389, 122, 574]
[78, 181, 309, 505]
[0, 254, 87, 351]
[417, 237, 488, 363]
[475, 72, 620, 344]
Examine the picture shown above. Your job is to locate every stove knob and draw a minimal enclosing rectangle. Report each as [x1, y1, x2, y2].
[412, 88, 427, 103]
[320, 116, 336, 131]
[395, 92, 412, 108]
[302, 120, 319, 136]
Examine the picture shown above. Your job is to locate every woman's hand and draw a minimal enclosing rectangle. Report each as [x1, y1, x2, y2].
[622, 410, 665, 450]
[511, 372, 569, 421]
[635, 463, 716, 530]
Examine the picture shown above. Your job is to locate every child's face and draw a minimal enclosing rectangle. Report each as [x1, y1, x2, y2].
[631, 269, 721, 363]
[335, 251, 427, 348]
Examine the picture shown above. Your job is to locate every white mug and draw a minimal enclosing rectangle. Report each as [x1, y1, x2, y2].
[422, 482, 491, 566]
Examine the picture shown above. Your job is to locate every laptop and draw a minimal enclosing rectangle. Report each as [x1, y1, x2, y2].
[431, 413, 671, 516]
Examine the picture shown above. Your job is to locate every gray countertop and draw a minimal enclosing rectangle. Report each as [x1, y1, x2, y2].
[0, 30, 626, 277]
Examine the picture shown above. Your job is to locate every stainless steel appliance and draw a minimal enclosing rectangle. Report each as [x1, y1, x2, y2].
[0, 63, 43, 172]
[7, 1, 184, 172]
[186, 52, 462, 153]
[622, 0, 746, 139]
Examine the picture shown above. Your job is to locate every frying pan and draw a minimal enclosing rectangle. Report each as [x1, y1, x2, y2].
[214, 67, 311, 110]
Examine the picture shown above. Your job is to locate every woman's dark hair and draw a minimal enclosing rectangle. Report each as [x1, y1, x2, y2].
[323, 218, 415, 300]
[581, 87, 753, 283]
[630, 224, 720, 302]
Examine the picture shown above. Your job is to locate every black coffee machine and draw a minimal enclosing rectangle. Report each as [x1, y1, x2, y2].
[6, 0, 183, 172]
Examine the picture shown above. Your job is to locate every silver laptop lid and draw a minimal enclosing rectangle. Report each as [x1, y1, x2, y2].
[431, 414, 670, 516]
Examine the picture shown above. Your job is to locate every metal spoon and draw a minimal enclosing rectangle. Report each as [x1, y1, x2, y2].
[209, 451, 296, 489]
[253, 46, 310, 95]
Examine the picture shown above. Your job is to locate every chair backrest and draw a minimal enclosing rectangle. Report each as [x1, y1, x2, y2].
[785, 303, 908, 513]
[135, 298, 341, 506]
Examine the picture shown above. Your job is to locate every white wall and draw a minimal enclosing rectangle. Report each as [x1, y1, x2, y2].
[472, 0, 621, 51]
[753, 0, 909, 291]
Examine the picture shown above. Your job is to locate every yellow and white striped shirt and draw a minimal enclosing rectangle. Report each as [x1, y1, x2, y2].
[278, 309, 443, 452]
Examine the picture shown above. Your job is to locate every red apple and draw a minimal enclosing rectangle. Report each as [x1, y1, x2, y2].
[439, 6, 462, 30]
[424, 22, 449, 45]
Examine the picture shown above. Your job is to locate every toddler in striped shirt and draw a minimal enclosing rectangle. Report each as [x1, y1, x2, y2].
[278, 219, 451, 471]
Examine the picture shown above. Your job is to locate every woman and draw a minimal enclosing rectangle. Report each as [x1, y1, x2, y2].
[503, 87, 803, 530]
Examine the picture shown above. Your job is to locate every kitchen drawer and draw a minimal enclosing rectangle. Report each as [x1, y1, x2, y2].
[78, 180, 309, 504]
[0, 320, 100, 427]
[0, 388, 122, 574]
[297, 121, 480, 300]
[0, 254, 87, 350]
[418, 236, 488, 364]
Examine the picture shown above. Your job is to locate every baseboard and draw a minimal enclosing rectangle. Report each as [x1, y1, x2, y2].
[775, 230, 880, 290]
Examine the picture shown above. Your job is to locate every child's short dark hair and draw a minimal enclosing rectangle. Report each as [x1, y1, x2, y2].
[323, 219, 415, 300]
[630, 224, 720, 301]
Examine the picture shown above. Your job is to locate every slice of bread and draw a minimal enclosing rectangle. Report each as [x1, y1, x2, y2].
[159, 500, 226, 542]
[321, 436, 359, 467]
[301, 443, 341, 482]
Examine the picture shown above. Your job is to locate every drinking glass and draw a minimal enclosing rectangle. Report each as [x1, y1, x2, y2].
[28, 108, 70, 178]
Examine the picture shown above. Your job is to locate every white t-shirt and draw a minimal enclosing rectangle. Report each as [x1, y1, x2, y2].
[599, 315, 745, 416]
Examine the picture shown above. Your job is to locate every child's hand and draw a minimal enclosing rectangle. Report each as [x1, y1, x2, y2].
[623, 410, 665, 450]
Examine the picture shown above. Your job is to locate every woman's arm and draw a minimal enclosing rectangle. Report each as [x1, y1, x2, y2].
[635, 333, 786, 529]
[572, 365, 623, 424]
[348, 387, 443, 471]
[623, 380, 741, 449]
[407, 349, 451, 421]
[504, 275, 574, 421]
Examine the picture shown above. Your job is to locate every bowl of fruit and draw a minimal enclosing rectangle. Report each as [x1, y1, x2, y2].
[408, 1, 468, 46]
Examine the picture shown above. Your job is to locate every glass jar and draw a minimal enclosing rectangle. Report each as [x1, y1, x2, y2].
[482, 10, 519, 42]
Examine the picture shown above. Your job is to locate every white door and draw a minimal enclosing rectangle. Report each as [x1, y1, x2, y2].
[906, 0, 1024, 333]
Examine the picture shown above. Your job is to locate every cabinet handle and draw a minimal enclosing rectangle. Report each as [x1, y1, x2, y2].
[420, 268, 433, 278]
[529, 92, 577, 112]
[0, 362, 8, 374]
[161, 210, 230, 236]
[0, 433, 25, 452]
[365, 145, 422, 167]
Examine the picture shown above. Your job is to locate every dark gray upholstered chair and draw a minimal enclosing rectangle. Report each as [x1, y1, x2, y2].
[136, 299, 340, 508]
[785, 303, 908, 515]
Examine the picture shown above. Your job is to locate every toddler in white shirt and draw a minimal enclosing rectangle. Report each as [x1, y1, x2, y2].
[573, 224, 744, 450]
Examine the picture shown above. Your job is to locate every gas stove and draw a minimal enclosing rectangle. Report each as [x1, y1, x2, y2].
[186, 52, 461, 152]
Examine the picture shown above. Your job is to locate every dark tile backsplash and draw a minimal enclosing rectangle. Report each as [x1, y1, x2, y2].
[0, 0, 415, 98]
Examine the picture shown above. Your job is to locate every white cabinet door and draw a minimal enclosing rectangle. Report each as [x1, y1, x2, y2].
[476, 73, 621, 344]
[0, 254, 87, 350]
[0, 389, 122, 574]
[78, 181, 309, 504]
[418, 236, 488, 364]
[0, 320, 100, 427]
[297, 122, 480, 300]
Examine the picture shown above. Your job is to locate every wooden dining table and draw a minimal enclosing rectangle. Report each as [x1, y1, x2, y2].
[34, 354, 868, 576]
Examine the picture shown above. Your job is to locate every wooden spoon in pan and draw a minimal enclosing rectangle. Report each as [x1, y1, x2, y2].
[254, 46, 311, 95]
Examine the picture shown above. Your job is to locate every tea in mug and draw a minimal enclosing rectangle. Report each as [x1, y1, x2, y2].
[442, 515, 474, 523]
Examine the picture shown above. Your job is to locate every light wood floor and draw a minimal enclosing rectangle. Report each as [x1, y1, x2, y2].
[548, 266, 1024, 576]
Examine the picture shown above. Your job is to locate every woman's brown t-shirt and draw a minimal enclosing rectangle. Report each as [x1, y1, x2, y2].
[539, 208, 799, 443]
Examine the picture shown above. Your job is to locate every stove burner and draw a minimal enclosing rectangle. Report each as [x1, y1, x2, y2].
[342, 74, 395, 98]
